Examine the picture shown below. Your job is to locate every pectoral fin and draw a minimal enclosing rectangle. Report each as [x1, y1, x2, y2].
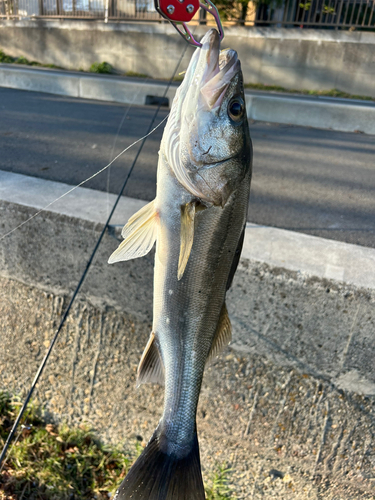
[178, 202, 196, 280]
[206, 302, 232, 363]
[137, 332, 164, 387]
[108, 200, 158, 264]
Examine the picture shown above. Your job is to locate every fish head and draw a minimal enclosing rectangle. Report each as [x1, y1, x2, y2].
[163, 29, 252, 207]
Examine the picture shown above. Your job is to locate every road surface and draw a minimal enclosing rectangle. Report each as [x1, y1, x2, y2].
[0, 87, 374, 247]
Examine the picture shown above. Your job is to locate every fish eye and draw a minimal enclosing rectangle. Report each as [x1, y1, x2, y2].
[228, 97, 245, 122]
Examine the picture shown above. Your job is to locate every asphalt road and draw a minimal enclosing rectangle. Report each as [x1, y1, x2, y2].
[1, 87, 374, 248]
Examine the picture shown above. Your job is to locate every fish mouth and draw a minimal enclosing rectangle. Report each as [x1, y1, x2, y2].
[194, 30, 240, 109]
[181, 29, 240, 111]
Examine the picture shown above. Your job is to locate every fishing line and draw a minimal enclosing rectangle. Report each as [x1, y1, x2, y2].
[0, 41, 189, 470]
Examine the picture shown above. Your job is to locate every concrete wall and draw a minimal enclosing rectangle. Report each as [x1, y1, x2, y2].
[0, 19, 374, 97]
[1, 175, 375, 497]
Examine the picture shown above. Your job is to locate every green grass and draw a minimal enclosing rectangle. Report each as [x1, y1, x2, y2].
[244, 82, 375, 102]
[0, 392, 131, 499]
[89, 62, 112, 74]
[205, 464, 236, 500]
[0, 49, 62, 70]
[0, 50, 16, 64]
[0, 392, 236, 499]
[125, 70, 149, 78]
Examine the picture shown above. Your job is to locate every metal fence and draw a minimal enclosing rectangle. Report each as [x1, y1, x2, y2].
[251, 0, 375, 28]
[0, 0, 160, 19]
[0, 0, 374, 29]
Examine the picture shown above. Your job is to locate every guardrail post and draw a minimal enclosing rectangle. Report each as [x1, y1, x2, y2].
[335, 0, 343, 29]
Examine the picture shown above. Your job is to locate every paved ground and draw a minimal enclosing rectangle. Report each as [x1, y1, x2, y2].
[1, 87, 374, 247]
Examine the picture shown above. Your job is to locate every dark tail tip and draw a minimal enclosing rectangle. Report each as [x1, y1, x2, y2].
[114, 428, 205, 500]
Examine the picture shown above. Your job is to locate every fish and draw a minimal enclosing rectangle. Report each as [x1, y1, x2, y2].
[108, 28, 252, 500]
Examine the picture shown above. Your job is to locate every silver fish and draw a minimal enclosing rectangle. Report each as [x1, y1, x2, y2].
[109, 29, 252, 500]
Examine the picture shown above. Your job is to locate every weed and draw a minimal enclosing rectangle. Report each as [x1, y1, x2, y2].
[134, 439, 144, 458]
[125, 70, 149, 78]
[205, 464, 236, 500]
[0, 50, 62, 70]
[0, 392, 130, 499]
[15, 56, 31, 65]
[0, 50, 14, 64]
[0, 46, 373, 103]
[173, 74, 185, 82]
[89, 62, 112, 74]
[40, 63, 64, 70]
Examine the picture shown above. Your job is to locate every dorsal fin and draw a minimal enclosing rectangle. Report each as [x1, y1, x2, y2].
[137, 332, 164, 387]
[178, 202, 196, 280]
[206, 302, 232, 364]
[108, 200, 158, 264]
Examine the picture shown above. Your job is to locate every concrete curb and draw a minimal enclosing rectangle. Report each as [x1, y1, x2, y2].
[0, 64, 179, 107]
[245, 93, 375, 134]
[1, 64, 374, 134]
[1, 170, 374, 291]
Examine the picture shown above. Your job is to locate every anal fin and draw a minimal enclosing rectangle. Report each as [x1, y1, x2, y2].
[207, 302, 232, 363]
[137, 332, 164, 387]
[108, 200, 158, 264]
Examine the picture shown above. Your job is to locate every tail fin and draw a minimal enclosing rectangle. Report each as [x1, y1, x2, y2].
[114, 427, 205, 500]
